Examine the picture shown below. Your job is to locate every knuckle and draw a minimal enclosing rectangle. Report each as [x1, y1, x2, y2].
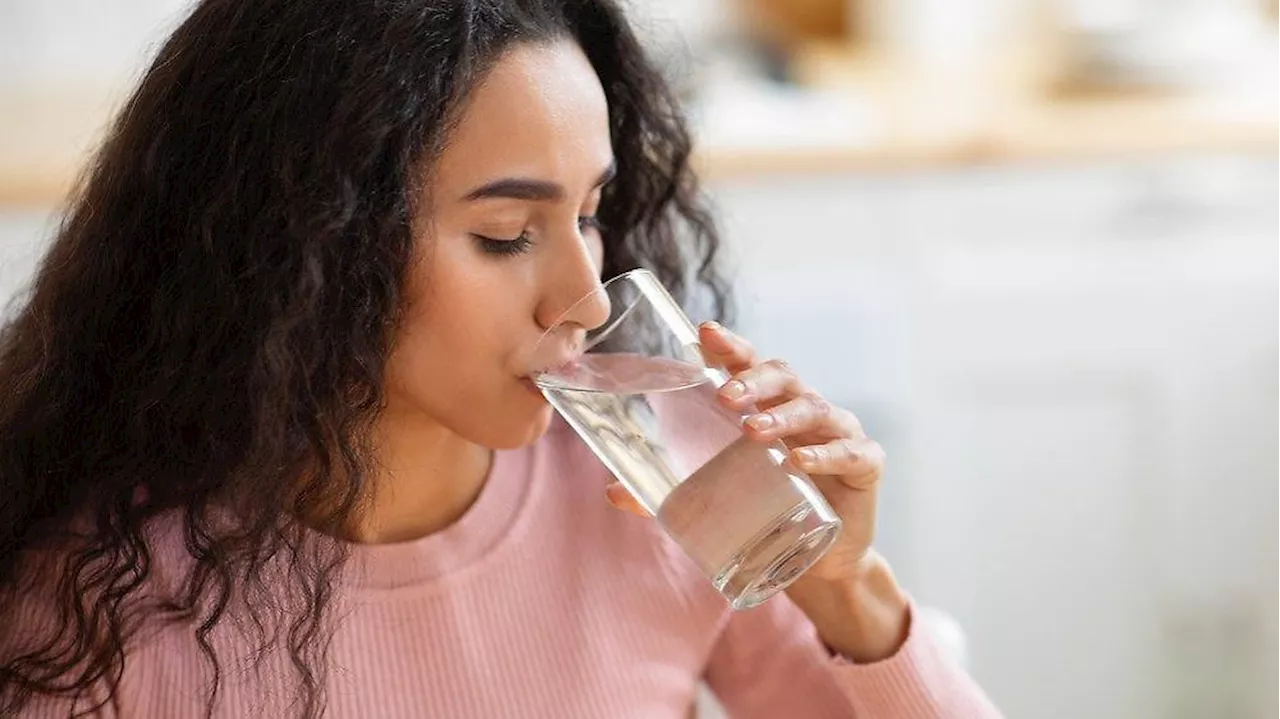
[804, 393, 831, 417]
[864, 439, 887, 466]
[764, 358, 791, 374]
[835, 405, 859, 425]
[850, 414, 866, 434]
[734, 373, 760, 394]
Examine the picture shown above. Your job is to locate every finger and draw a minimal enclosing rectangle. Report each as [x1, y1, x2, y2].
[717, 358, 808, 410]
[698, 322, 758, 374]
[791, 437, 885, 488]
[742, 394, 862, 442]
[605, 482, 651, 518]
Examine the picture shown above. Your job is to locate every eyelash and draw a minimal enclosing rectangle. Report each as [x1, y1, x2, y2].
[475, 232, 533, 256]
[475, 216, 603, 257]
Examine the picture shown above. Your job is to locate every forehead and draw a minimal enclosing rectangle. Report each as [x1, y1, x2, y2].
[433, 40, 612, 194]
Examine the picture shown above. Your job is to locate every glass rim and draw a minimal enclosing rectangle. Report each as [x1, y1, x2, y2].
[532, 268, 657, 358]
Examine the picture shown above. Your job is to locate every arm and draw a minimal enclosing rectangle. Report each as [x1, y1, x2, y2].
[605, 324, 1004, 716]
[705, 574, 1001, 718]
[695, 323, 1001, 717]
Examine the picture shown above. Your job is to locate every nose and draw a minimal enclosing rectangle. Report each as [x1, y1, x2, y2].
[535, 235, 610, 334]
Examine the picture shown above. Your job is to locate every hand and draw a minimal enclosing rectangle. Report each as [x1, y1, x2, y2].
[604, 321, 909, 661]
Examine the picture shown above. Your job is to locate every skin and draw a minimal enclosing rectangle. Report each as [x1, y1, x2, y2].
[361, 39, 909, 663]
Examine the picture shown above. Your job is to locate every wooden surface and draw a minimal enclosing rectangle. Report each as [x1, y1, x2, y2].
[697, 43, 1278, 179]
[0, 87, 125, 207]
[1, 45, 1275, 206]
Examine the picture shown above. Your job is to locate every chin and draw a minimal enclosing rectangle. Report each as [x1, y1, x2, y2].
[479, 399, 556, 450]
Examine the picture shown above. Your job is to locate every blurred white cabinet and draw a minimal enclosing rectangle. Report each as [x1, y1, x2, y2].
[711, 154, 1278, 719]
[906, 243, 1277, 719]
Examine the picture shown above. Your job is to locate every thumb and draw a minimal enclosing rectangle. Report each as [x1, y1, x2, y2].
[605, 482, 651, 518]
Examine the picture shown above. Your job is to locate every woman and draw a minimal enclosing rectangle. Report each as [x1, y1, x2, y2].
[0, 0, 1000, 716]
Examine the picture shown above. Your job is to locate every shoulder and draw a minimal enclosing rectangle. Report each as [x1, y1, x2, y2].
[0, 514, 194, 713]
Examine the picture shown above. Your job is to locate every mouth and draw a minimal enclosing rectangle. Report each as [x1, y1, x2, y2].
[524, 352, 583, 381]
[520, 354, 582, 398]
[527, 330, 587, 381]
[518, 376, 544, 397]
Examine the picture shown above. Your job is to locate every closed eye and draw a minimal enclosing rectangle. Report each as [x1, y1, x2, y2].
[474, 231, 533, 256]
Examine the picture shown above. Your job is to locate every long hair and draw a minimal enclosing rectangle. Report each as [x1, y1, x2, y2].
[0, 0, 731, 715]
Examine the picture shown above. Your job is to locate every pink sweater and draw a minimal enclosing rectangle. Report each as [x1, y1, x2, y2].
[21, 421, 999, 717]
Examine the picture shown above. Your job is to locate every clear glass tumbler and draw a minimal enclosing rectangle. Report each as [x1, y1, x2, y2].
[531, 269, 841, 609]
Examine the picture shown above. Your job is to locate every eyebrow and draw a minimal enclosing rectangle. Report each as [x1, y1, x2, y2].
[462, 160, 617, 203]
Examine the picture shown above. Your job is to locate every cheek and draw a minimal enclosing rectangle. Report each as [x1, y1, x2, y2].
[383, 260, 552, 446]
[400, 250, 512, 368]
[394, 290, 507, 398]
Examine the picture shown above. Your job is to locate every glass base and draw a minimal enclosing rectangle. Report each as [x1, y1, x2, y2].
[713, 503, 842, 610]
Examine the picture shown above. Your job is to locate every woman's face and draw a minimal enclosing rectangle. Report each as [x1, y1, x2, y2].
[384, 39, 614, 449]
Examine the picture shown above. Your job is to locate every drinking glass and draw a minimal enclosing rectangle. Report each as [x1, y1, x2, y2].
[531, 269, 841, 609]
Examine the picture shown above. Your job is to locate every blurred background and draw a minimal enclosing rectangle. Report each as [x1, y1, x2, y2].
[0, 1, 1276, 717]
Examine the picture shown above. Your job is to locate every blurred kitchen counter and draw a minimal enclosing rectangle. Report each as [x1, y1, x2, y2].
[0, 42, 1276, 206]
[695, 42, 1277, 179]
[0, 87, 122, 208]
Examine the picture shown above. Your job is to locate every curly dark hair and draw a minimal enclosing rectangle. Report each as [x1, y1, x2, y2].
[0, 0, 731, 715]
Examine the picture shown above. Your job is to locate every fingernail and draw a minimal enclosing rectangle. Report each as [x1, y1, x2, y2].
[605, 484, 628, 506]
[746, 413, 774, 431]
[794, 448, 818, 466]
[720, 380, 746, 400]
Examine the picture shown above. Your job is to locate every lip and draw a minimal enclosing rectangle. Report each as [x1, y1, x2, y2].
[527, 330, 586, 378]
[525, 353, 583, 379]
[518, 376, 547, 401]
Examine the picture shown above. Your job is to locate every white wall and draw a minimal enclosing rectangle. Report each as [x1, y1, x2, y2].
[0, 209, 56, 316]
[712, 154, 1278, 718]
[0, 0, 191, 93]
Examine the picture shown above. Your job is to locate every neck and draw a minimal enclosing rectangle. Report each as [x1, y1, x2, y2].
[348, 406, 492, 544]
